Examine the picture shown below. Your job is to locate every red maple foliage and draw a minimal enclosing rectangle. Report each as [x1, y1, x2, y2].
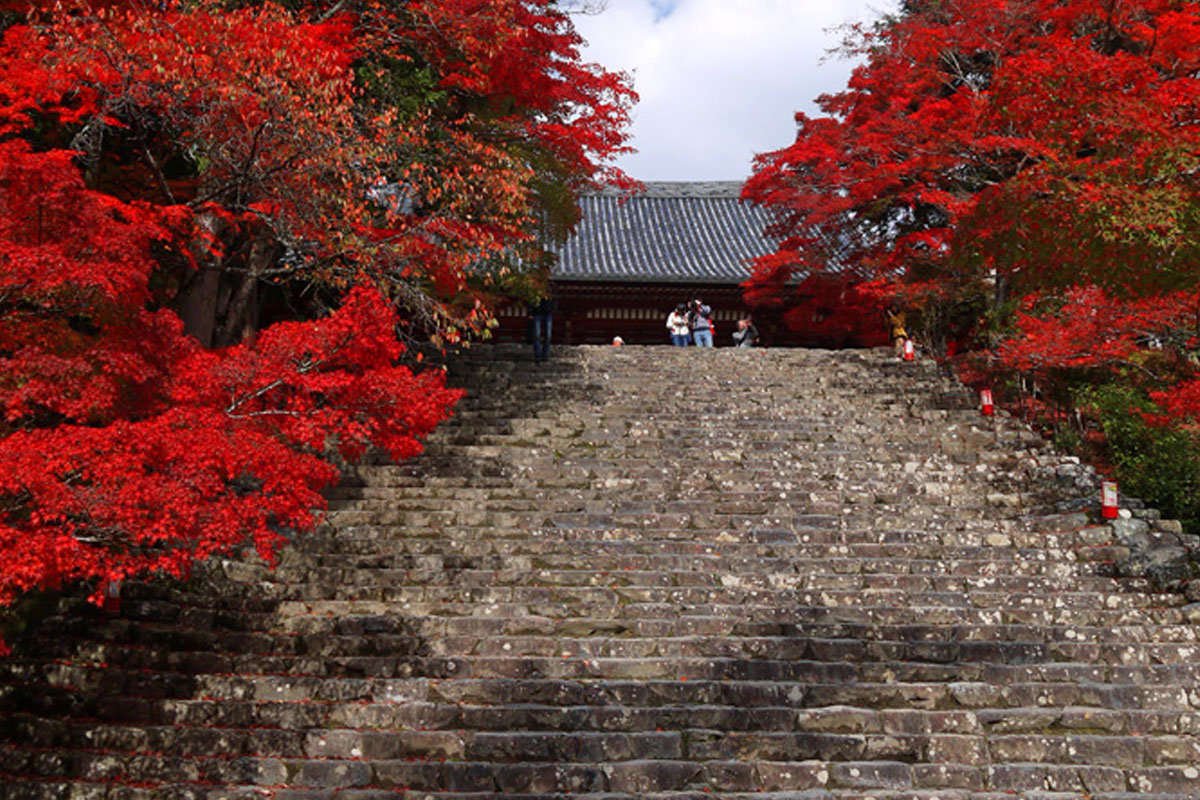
[0, 138, 461, 636]
[0, 0, 635, 648]
[997, 287, 1200, 374]
[988, 285, 1200, 432]
[743, 0, 1200, 343]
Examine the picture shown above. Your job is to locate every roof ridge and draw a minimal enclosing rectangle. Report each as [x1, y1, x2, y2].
[591, 181, 747, 199]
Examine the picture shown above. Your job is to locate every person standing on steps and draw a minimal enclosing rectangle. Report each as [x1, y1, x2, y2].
[883, 304, 907, 359]
[732, 316, 759, 348]
[528, 292, 557, 363]
[666, 303, 691, 346]
[688, 298, 714, 347]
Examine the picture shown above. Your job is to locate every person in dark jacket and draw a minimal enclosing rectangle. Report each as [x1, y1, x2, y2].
[687, 298, 714, 347]
[528, 294, 557, 363]
[732, 317, 759, 348]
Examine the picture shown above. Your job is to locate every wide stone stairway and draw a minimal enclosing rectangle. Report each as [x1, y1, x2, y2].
[2, 345, 1199, 799]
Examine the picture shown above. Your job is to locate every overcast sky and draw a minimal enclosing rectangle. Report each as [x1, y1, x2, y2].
[572, 0, 897, 182]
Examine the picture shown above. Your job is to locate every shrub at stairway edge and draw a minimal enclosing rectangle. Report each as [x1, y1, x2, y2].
[965, 287, 1200, 537]
[0, 272, 464, 655]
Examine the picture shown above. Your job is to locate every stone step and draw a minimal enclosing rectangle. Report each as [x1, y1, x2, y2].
[9, 663, 1200, 717]
[263, 536, 1118, 564]
[31, 599, 1192, 649]
[21, 696, 1200, 739]
[4, 750, 1200, 797]
[138, 570, 1156, 600]
[17, 623, 1200, 681]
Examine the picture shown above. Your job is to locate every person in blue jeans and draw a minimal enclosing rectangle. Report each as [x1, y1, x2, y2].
[528, 295, 557, 363]
[666, 303, 691, 346]
[688, 298, 714, 347]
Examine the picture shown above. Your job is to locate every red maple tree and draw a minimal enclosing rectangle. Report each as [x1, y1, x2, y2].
[743, 0, 1200, 344]
[0, 0, 635, 647]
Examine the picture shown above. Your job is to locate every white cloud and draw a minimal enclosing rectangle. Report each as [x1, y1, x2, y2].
[572, 0, 897, 182]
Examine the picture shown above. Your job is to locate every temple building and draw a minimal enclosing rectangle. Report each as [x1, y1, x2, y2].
[496, 181, 798, 346]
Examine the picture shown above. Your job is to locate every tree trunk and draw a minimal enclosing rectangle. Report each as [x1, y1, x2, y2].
[989, 273, 1009, 349]
[177, 268, 223, 348]
[176, 212, 227, 348]
[213, 236, 273, 347]
[214, 271, 258, 348]
[993, 273, 1008, 313]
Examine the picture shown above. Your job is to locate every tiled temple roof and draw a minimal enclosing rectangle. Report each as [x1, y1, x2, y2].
[552, 181, 775, 285]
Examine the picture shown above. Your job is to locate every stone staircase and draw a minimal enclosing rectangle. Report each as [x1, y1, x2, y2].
[2, 344, 1198, 799]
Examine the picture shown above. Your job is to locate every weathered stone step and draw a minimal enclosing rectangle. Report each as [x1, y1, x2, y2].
[13, 660, 1200, 721]
[173, 571, 1157, 602]
[269, 597, 1184, 627]
[23, 691, 1200, 743]
[20, 623, 1200, 685]
[5, 747, 1200, 797]
[14, 631, 1200, 693]
[35, 598, 1192, 652]
[255, 577, 1184, 609]
[273, 537, 1115, 566]
[6, 708, 1200, 784]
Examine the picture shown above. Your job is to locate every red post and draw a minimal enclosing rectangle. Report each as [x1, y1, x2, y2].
[980, 388, 994, 416]
[903, 339, 915, 361]
[1101, 480, 1119, 520]
[102, 579, 122, 614]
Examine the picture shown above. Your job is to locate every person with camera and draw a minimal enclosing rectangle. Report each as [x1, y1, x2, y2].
[732, 316, 759, 348]
[687, 298, 714, 347]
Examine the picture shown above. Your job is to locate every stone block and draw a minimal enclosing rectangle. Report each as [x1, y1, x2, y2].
[1131, 766, 1200, 793]
[913, 763, 985, 790]
[491, 763, 557, 794]
[1043, 764, 1126, 794]
[753, 760, 829, 791]
[604, 759, 702, 793]
[1064, 733, 1144, 767]
[829, 761, 913, 790]
[369, 760, 442, 790]
[441, 761, 496, 792]
[700, 760, 756, 792]
[977, 707, 1060, 733]
[796, 706, 880, 734]
[361, 731, 464, 760]
[205, 757, 287, 786]
[1059, 706, 1127, 733]
[1145, 735, 1200, 765]
[292, 759, 371, 789]
[304, 730, 363, 759]
[1109, 517, 1152, 548]
[948, 682, 1002, 708]
[925, 734, 987, 763]
[989, 734, 1069, 762]
[987, 763, 1049, 792]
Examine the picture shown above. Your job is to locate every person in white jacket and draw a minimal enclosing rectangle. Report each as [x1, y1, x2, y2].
[666, 303, 690, 346]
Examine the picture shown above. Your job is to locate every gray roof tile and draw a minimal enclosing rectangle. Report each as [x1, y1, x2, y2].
[552, 181, 774, 285]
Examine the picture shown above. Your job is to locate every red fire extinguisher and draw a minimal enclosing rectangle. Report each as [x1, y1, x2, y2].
[903, 339, 915, 361]
[1101, 480, 1119, 520]
[980, 388, 994, 416]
